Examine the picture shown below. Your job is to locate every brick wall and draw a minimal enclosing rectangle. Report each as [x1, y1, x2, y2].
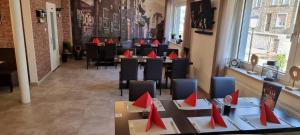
[30, 0, 64, 80]
[0, 0, 14, 48]
[61, 0, 72, 44]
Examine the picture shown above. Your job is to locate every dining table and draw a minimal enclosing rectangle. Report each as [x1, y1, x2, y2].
[114, 56, 193, 66]
[115, 97, 300, 135]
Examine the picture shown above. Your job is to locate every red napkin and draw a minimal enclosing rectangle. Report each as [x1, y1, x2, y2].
[147, 51, 157, 59]
[152, 39, 160, 46]
[168, 52, 177, 59]
[184, 92, 197, 106]
[260, 102, 280, 126]
[146, 104, 166, 131]
[92, 38, 101, 44]
[123, 50, 132, 58]
[132, 92, 153, 108]
[230, 90, 239, 105]
[108, 38, 113, 45]
[209, 103, 227, 128]
[139, 39, 145, 45]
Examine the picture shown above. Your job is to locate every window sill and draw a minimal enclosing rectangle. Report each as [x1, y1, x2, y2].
[227, 67, 300, 99]
[169, 41, 182, 47]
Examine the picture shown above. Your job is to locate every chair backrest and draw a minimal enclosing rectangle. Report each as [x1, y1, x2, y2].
[120, 58, 138, 80]
[211, 77, 235, 98]
[129, 80, 156, 101]
[171, 58, 189, 78]
[167, 49, 179, 56]
[171, 79, 197, 100]
[144, 59, 163, 80]
[104, 44, 117, 60]
[85, 43, 98, 59]
[0, 48, 16, 71]
[261, 81, 282, 110]
[157, 44, 168, 56]
[141, 47, 156, 56]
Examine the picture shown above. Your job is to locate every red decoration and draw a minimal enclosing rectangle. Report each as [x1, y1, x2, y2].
[139, 39, 145, 45]
[152, 39, 160, 47]
[108, 38, 113, 45]
[184, 92, 197, 106]
[230, 90, 239, 105]
[168, 52, 178, 59]
[209, 103, 227, 128]
[147, 51, 157, 59]
[146, 104, 166, 131]
[123, 50, 132, 58]
[260, 102, 280, 126]
[92, 38, 101, 44]
[132, 92, 153, 108]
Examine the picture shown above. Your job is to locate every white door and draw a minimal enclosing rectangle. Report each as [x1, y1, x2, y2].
[46, 2, 60, 71]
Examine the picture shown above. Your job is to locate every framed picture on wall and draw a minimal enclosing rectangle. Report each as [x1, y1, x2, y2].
[103, 8, 109, 19]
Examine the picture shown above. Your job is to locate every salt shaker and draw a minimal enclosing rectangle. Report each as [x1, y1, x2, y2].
[223, 95, 232, 115]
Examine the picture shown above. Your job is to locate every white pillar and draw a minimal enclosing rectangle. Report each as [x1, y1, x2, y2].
[9, 0, 31, 103]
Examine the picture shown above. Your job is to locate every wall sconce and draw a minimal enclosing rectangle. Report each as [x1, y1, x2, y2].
[56, 8, 63, 18]
[36, 9, 46, 23]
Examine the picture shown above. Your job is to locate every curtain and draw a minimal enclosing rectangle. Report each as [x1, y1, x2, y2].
[164, 0, 174, 42]
[214, 0, 245, 76]
[181, 0, 192, 57]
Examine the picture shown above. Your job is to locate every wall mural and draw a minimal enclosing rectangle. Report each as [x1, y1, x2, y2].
[71, 0, 166, 46]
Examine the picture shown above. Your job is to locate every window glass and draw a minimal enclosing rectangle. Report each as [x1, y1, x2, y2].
[173, 5, 186, 40]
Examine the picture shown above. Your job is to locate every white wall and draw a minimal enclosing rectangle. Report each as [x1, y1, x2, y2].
[189, 0, 222, 93]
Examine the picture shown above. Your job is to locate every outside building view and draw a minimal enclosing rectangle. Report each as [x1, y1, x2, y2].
[244, 0, 299, 72]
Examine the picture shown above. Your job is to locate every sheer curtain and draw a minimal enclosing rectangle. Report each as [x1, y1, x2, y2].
[164, 0, 174, 42]
[182, 0, 192, 57]
[213, 0, 245, 76]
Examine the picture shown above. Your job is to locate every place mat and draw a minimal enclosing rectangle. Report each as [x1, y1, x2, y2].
[215, 97, 258, 108]
[119, 55, 138, 59]
[173, 99, 211, 110]
[187, 116, 240, 133]
[126, 99, 165, 113]
[240, 115, 291, 129]
[164, 58, 172, 63]
[128, 118, 180, 135]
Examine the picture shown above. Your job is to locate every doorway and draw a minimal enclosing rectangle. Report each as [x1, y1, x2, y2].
[46, 2, 60, 71]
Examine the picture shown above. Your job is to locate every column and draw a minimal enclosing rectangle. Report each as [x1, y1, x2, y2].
[9, 0, 31, 103]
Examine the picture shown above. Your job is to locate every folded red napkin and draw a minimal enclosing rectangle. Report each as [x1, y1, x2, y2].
[147, 51, 157, 59]
[152, 39, 160, 46]
[108, 38, 113, 45]
[168, 52, 177, 59]
[139, 39, 145, 45]
[123, 50, 132, 58]
[132, 92, 153, 108]
[230, 90, 239, 105]
[92, 38, 101, 44]
[210, 103, 227, 128]
[184, 92, 197, 106]
[146, 104, 166, 131]
[260, 102, 280, 126]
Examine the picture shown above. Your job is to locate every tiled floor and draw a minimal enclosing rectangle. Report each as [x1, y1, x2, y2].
[0, 59, 173, 135]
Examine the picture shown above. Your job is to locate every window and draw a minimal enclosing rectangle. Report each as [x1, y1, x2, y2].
[238, 0, 299, 72]
[173, 5, 186, 40]
[254, 0, 262, 7]
[275, 13, 287, 28]
[272, 0, 290, 5]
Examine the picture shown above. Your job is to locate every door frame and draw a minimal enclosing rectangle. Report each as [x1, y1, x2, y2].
[46, 2, 60, 71]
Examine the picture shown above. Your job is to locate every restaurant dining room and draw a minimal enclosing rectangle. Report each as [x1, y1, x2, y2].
[1, 0, 300, 134]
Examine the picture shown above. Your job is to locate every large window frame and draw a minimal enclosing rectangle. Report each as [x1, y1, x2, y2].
[170, 1, 186, 43]
[235, 0, 300, 82]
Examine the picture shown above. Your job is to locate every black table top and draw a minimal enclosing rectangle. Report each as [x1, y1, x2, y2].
[114, 56, 193, 65]
[115, 98, 300, 135]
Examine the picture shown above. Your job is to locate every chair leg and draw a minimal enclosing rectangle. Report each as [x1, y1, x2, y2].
[165, 76, 168, 89]
[87, 58, 89, 69]
[159, 80, 162, 95]
[9, 85, 13, 93]
[170, 79, 173, 95]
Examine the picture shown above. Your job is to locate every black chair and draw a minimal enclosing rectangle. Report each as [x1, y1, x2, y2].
[261, 81, 282, 110]
[166, 49, 179, 56]
[144, 59, 163, 95]
[102, 44, 117, 66]
[119, 58, 138, 96]
[129, 80, 156, 101]
[86, 43, 99, 69]
[165, 58, 189, 89]
[171, 79, 197, 100]
[157, 44, 168, 56]
[211, 77, 235, 98]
